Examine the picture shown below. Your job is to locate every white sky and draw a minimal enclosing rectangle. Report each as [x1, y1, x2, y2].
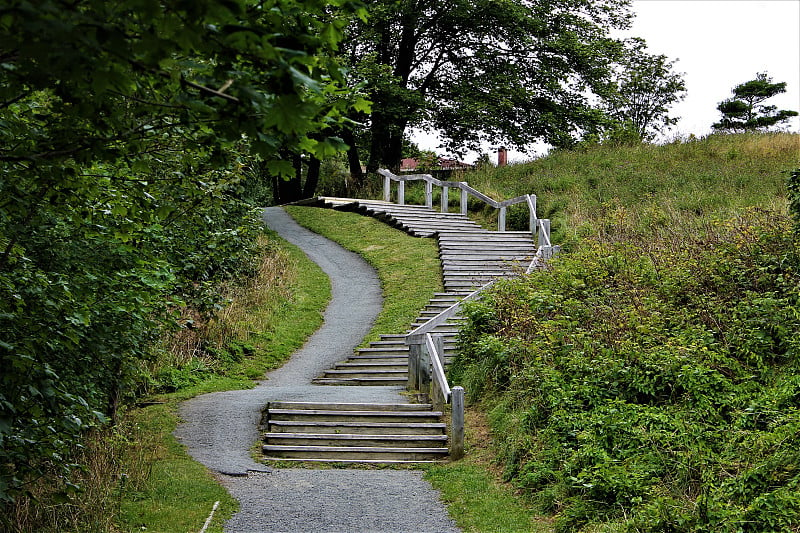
[413, 0, 800, 163]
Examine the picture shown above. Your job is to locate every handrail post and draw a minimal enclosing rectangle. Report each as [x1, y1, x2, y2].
[498, 206, 506, 232]
[538, 219, 551, 248]
[408, 341, 421, 391]
[384, 173, 391, 202]
[425, 180, 433, 209]
[419, 340, 431, 395]
[460, 185, 468, 215]
[398, 180, 405, 206]
[441, 186, 449, 213]
[432, 334, 445, 366]
[527, 194, 537, 236]
[451, 386, 465, 460]
[431, 335, 446, 410]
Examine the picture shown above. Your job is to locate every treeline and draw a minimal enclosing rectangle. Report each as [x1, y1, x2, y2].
[452, 138, 800, 530]
[0, 0, 365, 508]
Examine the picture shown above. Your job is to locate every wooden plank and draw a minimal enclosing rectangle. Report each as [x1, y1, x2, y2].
[451, 387, 465, 460]
[266, 421, 447, 435]
[268, 402, 431, 411]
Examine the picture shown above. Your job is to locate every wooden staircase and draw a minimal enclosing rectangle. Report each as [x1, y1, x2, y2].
[309, 198, 536, 387]
[312, 294, 462, 386]
[265, 194, 545, 464]
[262, 402, 448, 464]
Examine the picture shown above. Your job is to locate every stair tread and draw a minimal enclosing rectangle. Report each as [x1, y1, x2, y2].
[263, 445, 448, 453]
[268, 402, 430, 411]
[268, 420, 445, 428]
[264, 433, 447, 441]
[261, 457, 447, 464]
[269, 409, 442, 417]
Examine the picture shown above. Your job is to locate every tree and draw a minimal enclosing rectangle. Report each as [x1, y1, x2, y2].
[604, 38, 686, 142]
[712, 73, 799, 132]
[0, 0, 365, 504]
[341, 0, 639, 173]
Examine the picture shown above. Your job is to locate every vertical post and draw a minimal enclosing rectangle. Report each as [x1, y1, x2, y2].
[441, 186, 449, 213]
[408, 341, 420, 390]
[460, 186, 468, 215]
[384, 174, 391, 202]
[451, 386, 465, 460]
[431, 335, 446, 410]
[425, 180, 433, 209]
[419, 342, 431, 395]
[528, 194, 537, 235]
[538, 219, 551, 247]
[432, 334, 445, 369]
[498, 206, 506, 232]
[398, 180, 405, 206]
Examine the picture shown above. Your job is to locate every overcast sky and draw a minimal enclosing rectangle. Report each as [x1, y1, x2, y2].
[413, 0, 800, 163]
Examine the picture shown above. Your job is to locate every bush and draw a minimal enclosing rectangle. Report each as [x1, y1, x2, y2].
[454, 209, 800, 530]
[789, 168, 800, 234]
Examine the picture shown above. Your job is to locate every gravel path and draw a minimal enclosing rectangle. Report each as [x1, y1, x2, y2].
[174, 207, 459, 532]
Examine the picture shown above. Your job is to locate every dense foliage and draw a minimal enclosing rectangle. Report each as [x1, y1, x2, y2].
[339, 0, 688, 174]
[790, 169, 800, 235]
[0, 0, 364, 506]
[454, 206, 800, 530]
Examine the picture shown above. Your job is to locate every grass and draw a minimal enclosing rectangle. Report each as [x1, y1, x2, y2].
[441, 132, 800, 531]
[117, 404, 236, 533]
[153, 230, 331, 387]
[285, 205, 444, 341]
[425, 408, 553, 532]
[465, 132, 799, 246]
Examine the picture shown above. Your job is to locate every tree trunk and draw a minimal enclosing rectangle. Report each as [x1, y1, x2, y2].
[341, 128, 364, 187]
[269, 155, 303, 204]
[303, 156, 321, 198]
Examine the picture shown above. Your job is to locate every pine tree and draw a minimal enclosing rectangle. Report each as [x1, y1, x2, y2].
[712, 73, 798, 132]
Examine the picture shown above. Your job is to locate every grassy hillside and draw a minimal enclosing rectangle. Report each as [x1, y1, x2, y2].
[451, 134, 800, 532]
[465, 132, 798, 247]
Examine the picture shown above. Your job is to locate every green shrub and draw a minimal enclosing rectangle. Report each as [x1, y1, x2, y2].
[454, 209, 800, 531]
[790, 168, 800, 234]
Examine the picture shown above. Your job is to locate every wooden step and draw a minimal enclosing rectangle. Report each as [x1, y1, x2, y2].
[259, 457, 446, 465]
[268, 402, 430, 411]
[311, 377, 408, 386]
[319, 369, 407, 378]
[267, 409, 442, 423]
[263, 433, 447, 448]
[267, 420, 447, 435]
[262, 445, 448, 462]
[333, 363, 407, 371]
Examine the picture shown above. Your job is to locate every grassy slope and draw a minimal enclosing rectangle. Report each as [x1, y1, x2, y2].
[450, 133, 800, 531]
[467, 132, 798, 246]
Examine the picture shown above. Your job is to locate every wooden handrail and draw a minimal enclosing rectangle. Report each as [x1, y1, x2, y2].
[426, 333, 451, 402]
[379, 168, 534, 231]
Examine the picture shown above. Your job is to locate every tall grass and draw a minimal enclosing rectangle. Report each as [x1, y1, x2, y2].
[467, 132, 798, 245]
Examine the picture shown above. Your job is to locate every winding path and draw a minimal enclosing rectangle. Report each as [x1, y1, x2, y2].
[174, 207, 459, 532]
